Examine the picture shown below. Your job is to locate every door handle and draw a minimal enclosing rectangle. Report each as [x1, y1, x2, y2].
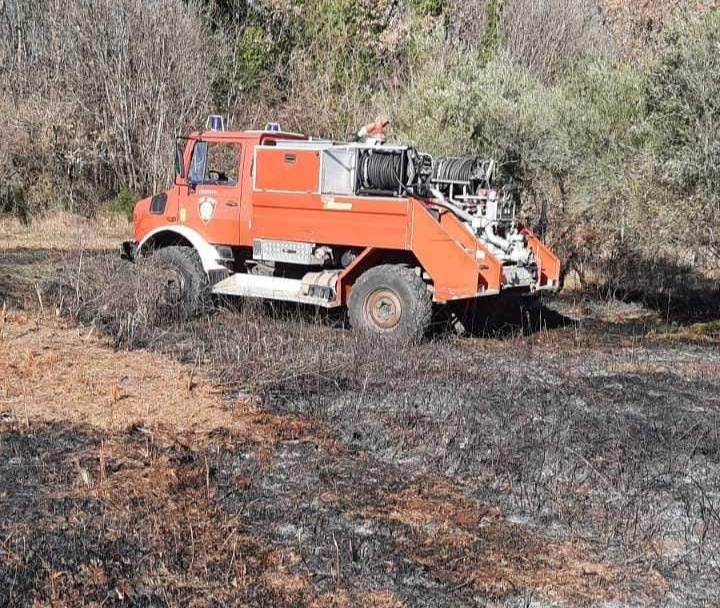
[225, 201, 239, 207]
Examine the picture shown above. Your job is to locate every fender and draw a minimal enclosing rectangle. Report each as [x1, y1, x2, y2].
[136, 225, 226, 274]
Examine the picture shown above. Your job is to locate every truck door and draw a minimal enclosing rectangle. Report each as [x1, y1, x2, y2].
[180, 140, 243, 246]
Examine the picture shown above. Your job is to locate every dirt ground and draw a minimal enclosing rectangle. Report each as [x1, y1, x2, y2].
[2, 216, 720, 607]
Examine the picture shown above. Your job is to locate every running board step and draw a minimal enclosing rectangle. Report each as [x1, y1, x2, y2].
[211, 273, 341, 308]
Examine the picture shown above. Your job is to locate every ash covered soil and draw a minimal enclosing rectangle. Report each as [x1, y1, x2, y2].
[2, 247, 720, 607]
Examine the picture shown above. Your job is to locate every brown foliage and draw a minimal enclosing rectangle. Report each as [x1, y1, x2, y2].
[0, 0, 215, 211]
[501, 0, 611, 81]
[601, 0, 719, 50]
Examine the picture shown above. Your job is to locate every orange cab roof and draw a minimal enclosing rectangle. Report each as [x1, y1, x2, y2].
[188, 129, 308, 143]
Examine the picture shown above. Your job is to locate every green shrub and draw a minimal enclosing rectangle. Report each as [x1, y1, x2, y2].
[390, 43, 570, 189]
[482, 0, 503, 63]
[410, 0, 443, 18]
[232, 25, 275, 92]
[109, 188, 139, 220]
[0, 185, 29, 223]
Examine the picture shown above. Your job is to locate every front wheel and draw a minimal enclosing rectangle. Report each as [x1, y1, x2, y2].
[348, 264, 432, 340]
[143, 246, 208, 319]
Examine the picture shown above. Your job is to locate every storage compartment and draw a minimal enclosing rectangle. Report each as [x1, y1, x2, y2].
[320, 147, 357, 195]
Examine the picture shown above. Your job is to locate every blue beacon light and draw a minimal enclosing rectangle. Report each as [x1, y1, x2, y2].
[207, 115, 225, 131]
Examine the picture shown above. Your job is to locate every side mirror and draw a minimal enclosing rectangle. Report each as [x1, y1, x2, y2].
[174, 142, 186, 183]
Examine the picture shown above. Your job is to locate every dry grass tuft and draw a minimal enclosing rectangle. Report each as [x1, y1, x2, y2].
[0, 309, 315, 446]
[0, 211, 130, 252]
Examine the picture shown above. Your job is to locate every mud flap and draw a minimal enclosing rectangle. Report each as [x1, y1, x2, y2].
[120, 241, 136, 261]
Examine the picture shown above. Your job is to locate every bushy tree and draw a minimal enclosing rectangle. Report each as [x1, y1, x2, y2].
[647, 11, 720, 261]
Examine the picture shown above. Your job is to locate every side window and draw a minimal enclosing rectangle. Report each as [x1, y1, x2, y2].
[149, 193, 167, 214]
[188, 142, 242, 186]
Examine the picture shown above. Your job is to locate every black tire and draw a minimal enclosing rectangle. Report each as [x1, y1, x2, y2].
[348, 264, 432, 340]
[516, 293, 543, 332]
[446, 299, 485, 337]
[145, 246, 207, 319]
[449, 293, 543, 336]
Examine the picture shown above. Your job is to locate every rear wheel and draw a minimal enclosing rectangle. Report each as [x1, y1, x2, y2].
[348, 264, 432, 340]
[145, 246, 207, 319]
[449, 293, 543, 336]
[516, 293, 543, 332]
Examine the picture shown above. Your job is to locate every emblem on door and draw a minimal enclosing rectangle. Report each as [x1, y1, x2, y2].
[198, 197, 217, 223]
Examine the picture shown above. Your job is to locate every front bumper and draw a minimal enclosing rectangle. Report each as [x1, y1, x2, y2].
[120, 241, 137, 261]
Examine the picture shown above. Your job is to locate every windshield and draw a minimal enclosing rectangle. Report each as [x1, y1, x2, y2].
[188, 142, 241, 186]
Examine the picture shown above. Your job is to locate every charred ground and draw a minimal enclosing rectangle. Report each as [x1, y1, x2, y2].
[1, 243, 720, 607]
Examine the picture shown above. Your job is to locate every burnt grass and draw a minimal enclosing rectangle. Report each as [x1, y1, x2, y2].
[3, 249, 720, 606]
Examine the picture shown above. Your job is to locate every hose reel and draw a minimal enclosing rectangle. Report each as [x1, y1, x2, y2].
[358, 149, 407, 194]
[431, 157, 494, 189]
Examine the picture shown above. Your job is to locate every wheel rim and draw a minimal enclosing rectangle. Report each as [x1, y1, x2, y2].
[365, 288, 402, 331]
[157, 267, 187, 306]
